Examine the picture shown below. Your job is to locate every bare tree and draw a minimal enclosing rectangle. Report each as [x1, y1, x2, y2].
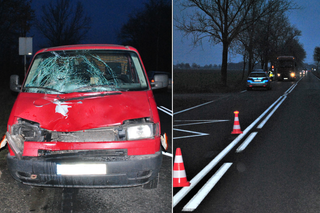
[0, 0, 34, 75]
[118, 0, 171, 72]
[0, 0, 34, 41]
[238, 8, 303, 74]
[36, 0, 91, 47]
[175, 0, 295, 86]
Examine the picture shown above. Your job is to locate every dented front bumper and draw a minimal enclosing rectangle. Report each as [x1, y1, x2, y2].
[6, 150, 162, 188]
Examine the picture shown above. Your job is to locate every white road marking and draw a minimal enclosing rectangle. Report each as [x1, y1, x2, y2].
[258, 78, 301, 129]
[162, 151, 173, 157]
[257, 96, 287, 129]
[284, 77, 303, 95]
[236, 132, 258, 153]
[174, 100, 215, 115]
[157, 106, 173, 116]
[173, 95, 285, 207]
[174, 119, 229, 127]
[174, 80, 303, 209]
[182, 163, 233, 212]
[173, 128, 209, 140]
[174, 95, 230, 115]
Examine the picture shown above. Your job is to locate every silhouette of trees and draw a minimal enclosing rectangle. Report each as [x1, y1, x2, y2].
[118, 0, 171, 72]
[176, 0, 297, 86]
[36, 0, 91, 47]
[0, 0, 35, 77]
[314, 47, 320, 71]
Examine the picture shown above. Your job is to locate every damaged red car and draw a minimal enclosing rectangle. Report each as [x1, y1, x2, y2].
[3, 44, 167, 188]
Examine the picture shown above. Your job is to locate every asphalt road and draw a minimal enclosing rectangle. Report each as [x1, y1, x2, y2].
[0, 89, 172, 213]
[173, 72, 320, 212]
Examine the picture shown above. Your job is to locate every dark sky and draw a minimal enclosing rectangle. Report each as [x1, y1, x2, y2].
[29, 0, 148, 53]
[174, 0, 320, 65]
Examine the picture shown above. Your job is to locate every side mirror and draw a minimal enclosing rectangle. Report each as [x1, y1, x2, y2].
[10, 75, 21, 92]
[151, 74, 169, 90]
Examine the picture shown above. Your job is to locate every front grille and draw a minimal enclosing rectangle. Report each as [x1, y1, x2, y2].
[38, 149, 128, 160]
[50, 128, 116, 142]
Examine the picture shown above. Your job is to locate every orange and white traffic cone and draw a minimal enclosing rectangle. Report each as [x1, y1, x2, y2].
[173, 148, 190, 187]
[231, 111, 243, 134]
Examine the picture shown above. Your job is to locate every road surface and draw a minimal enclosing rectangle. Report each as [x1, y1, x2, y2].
[173, 72, 320, 212]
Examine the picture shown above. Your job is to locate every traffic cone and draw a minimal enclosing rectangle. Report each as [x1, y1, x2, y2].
[173, 148, 190, 187]
[231, 111, 243, 134]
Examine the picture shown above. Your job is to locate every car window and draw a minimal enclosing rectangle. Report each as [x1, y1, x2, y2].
[24, 50, 148, 94]
[249, 73, 267, 77]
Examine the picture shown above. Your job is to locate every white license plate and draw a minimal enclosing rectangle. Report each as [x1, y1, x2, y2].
[254, 80, 261, 82]
[57, 164, 107, 175]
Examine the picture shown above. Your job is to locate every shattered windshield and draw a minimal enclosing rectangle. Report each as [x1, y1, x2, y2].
[23, 50, 148, 94]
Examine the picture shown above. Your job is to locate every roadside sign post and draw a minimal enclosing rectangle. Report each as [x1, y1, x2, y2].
[19, 37, 33, 76]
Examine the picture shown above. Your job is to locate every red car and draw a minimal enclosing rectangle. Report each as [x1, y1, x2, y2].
[4, 44, 166, 188]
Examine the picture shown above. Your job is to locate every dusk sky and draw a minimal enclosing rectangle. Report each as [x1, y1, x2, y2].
[29, 0, 148, 53]
[27, 0, 318, 66]
[173, 0, 320, 66]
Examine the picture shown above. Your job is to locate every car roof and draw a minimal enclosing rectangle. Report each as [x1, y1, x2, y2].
[35, 44, 138, 55]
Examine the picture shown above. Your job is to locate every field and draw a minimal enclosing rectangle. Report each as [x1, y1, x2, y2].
[173, 68, 248, 94]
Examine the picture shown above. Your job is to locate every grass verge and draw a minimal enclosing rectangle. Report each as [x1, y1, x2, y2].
[173, 69, 248, 94]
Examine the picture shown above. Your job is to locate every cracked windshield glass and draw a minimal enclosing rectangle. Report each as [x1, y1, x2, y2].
[23, 50, 148, 94]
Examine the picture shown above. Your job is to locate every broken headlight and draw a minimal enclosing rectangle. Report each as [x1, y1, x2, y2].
[11, 119, 44, 142]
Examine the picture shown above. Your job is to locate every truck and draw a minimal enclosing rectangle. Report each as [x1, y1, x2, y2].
[276, 56, 298, 81]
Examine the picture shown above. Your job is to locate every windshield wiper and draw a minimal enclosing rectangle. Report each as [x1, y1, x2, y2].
[71, 84, 129, 92]
[23, 86, 66, 94]
[58, 92, 123, 102]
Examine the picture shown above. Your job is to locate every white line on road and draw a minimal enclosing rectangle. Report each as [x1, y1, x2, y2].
[182, 163, 233, 212]
[174, 81, 302, 208]
[174, 120, 229, 127]
[236, 132, 258, 153]
[173, 128, 209, 140]
[174, 100, 215, 115]
[284, 84, 296, 94]
[258, 78, 301, 129]
[173, 95, 284, 207]
[162, 151, 173, 157]
[257, 96, 287, 129]
[174, 95, 231, 115]
[284, 77, 303, 95]
[157, 106, 173, 116]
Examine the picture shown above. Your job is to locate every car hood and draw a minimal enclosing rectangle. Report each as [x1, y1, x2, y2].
[10, 91, 152, 132]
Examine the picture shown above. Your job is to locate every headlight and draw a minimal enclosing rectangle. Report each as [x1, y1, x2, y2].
[11, 119, 44, 141]
[127, 123, 154, 140]
[290, 73, 295, 77]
